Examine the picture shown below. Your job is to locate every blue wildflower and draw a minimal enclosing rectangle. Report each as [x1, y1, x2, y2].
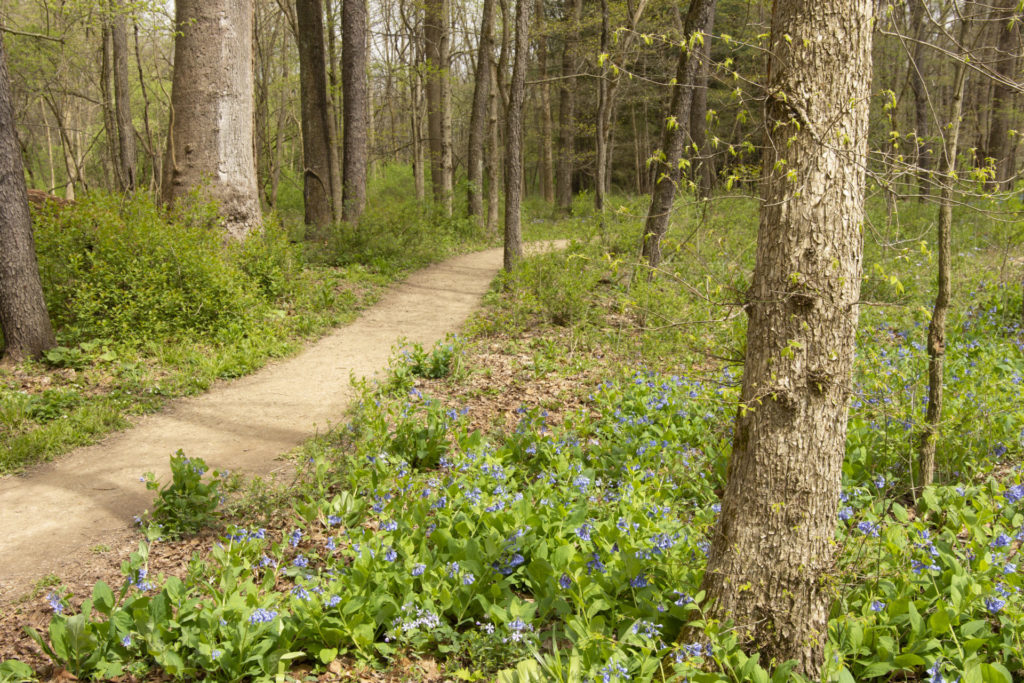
[249, 608, 278, 624]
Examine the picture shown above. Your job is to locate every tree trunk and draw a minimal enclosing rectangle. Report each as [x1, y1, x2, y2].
[133, 22, 160, 192]
[425, 0, 453, 213]
[594, 0, 611, 213]
[503, 0, 531, 270]
[297, 0, 342, 230]
[689, 4, 715, 198]
[100, 23, 119, 189]
[639, 0, 716, 269]
[0, 36, 55, 361]
[486, 59, 501, 234]
[110, 0, 137, 192]
[696, 0, 872, 673]
[535, 0, 554, 204]
[919, 25, 968, 489]
[467, 0, 495, 220]
[162, 0, 262, 239]
[908, 0, 930, 202]
[985, 0, 1019, 191]
[342, 0, 369, 222]
[555, 0, 581, 213]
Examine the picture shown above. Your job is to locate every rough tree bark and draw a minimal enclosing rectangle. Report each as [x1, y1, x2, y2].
[486, 60, 501, 233]
[696, 0, 873, 673]
[424, 0, 453, 213]
[162, 0, 262, 239]
[0, 35, 55, 361]
[467, 0, 495, 220]
[297, 0, 343, 230]
[919, 24, 968, 489]
[503, 0, 531, 270]
[985, 0, 1019, 191]
[110, 0, 137, 192]
[639, 0, 716, 269]
[908, 0, 931, 201]
[555, 0, 581, 214]
[342, 0, 369, 222]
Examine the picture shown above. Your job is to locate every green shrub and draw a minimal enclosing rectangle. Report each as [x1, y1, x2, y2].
[33, 193, 264, 345]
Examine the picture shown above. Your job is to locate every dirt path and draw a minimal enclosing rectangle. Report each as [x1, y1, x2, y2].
[0, 243, 561, 602]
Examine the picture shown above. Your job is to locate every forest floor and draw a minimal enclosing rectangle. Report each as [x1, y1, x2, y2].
[0, 243, 563, 623]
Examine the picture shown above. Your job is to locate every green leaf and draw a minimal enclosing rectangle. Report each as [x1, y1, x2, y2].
[979, 663, 1013, 683]
[92, 582, 115, 615]
[860, 661, 895, 678]
[771, 660, 798, 683]
[928, 608, 951, 635]
[907, 602, 923, 634]
[318, 648, 338, 664]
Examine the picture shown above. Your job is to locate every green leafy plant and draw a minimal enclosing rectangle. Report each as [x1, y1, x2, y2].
[141, 451, 223, 538]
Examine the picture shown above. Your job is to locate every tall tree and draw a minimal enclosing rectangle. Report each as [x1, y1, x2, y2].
[296, 0, 343, 230]
[424, 0, 453, 213]
[639, 0, 717, 269]
[697, 0, 872, 673]
[688, 3, 715, 198]
[907, 0, 931, 201]
[555, 0, 581, 213]
[594, 0, 648, 213]
[162, 0, 262, 239]
[110, 0, 137, 192]
[535, 0, 555, 204]
[342, 0, 369, 222]
[919, 19, 969, 489]
[0, 34, 55, 361]
[467, 0, 495, 220]
[503, 0, 531, 269]
[984, 0, 1020, 190]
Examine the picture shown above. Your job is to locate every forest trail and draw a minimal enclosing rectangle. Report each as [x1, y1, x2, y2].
[0, 243, 562, 601]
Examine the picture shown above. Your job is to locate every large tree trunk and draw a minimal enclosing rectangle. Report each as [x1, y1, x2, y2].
[162, 0, 261, 239]
[0, 36, 55, 362]
[639, 0, 716, 269]
[503, 0, 531, 270]
[424, 0, 453, 213]
[555, 0, 581, 214]
[985, 0, 1019, 191]
[342, 0, 369, 222]
[919, 24, 968, 489]
[110, 0, 137, 192]
[467, 0, 495, 220]
[297, 0, 342, 230]
[697, 0, 872, 673]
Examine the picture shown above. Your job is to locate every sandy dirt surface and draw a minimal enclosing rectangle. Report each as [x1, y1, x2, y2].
[0, 243, 563, 605]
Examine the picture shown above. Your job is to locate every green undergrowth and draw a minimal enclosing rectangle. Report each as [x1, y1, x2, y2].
[6, 338, 1022, 682]
[0, 173, 494, 474]
[3, 191, 1023, 682]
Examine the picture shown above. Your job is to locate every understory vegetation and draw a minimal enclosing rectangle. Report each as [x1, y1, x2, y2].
[0, 168, 492, 473]
[2, 179, 1024, 682]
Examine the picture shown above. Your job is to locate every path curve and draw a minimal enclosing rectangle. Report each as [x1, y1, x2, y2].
[0, 243, 563, 598]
